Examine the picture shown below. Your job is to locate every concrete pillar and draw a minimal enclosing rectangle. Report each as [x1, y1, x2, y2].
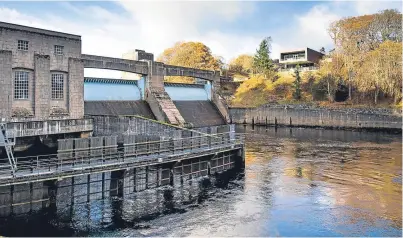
[145, 166, 149, 189]
[68, 57, 84, 119]
[34, 54, 51, 119]
[0, 185, 12, 216]
[0, 50, 13, 120]
[101, 173, 105, 199]
[144, 61, 185, 125]
[86, 174, 90, 203]
[157, 166, 161, 186]
[133, 168, 137, 192]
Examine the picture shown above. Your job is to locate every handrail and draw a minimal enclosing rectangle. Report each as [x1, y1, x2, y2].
[2, 132, 243, 162]
[0, 132, 245, 179]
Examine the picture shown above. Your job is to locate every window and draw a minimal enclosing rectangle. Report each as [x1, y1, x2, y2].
[51, 74, 64, 99]
[17, 40, 29, 51]
[14, 71, 29, 99]
[54, 45, 64, 55]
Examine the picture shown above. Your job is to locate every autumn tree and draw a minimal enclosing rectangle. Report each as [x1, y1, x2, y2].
[326, 9, 402, 104]
[157, 42, 222, 83]
[228, 54, 253, 76]
[252, 37, 274, 78]
[318, 54, 346, 102]
[356, 41, 402, 104]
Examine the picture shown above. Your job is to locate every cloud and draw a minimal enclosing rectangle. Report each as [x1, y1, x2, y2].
[353, 0, 402, 15]
[269, 0, 402, 57]
[0, 0, 400, 77]
[1, 1, 259, 77]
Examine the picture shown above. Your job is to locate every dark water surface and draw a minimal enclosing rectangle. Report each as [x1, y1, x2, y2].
[0, 126, 401, 237]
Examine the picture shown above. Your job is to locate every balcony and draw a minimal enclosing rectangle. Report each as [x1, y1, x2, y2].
[279, 66, 318, 72]
[280, 57, 306, 62]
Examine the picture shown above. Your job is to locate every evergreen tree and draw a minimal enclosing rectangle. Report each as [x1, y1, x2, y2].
[252, 37, 274, 78]
[293, 65, 302, 100]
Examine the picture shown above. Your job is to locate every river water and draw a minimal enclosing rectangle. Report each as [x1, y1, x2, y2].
[0, 126, 401, 237]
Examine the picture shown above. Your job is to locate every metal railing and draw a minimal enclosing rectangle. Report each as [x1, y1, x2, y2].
[0, 132, 244, 179]
[279, 66, 318, 72]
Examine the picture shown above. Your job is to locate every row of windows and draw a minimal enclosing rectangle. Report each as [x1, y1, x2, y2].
[14, 71, 65, 100]
[17, 40, 64, 55]
[283, 53, 305, 60]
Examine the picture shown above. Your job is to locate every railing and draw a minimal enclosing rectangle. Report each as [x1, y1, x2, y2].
[0, 132, 244, 179]
[279, 66, 318, 72]
[280, 57, 305, 62]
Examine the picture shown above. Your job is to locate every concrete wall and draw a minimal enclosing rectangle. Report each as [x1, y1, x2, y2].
[306, 47, 324, 65]
[6, 118, 93, 137]
[229, 104, 402, 130]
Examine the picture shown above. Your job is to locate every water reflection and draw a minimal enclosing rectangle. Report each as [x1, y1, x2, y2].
[0, 126, 401, 237]
[240, 126, 402, 236]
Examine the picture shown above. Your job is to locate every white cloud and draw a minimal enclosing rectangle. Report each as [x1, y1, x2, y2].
[354, 0, 402, 15]
[270, 0, 402, 58]
[0, 0, 400, 77]
[0, 1, 258, 77]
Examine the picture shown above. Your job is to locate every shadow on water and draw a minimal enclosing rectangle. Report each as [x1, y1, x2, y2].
[0, 167, 243, 237]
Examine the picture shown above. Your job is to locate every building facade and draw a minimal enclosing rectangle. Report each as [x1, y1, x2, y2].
[0, 21, 84, 121]
[279, 47, 324, 72]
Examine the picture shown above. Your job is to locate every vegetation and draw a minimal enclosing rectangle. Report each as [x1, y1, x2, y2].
[292, 66, 302, 100]
[252, 37, 275, 78]
[157, 41, 222, 83]
[232, 9, 402, 108]
[228, 54, 253, 76]
[156, 9, 402, 109]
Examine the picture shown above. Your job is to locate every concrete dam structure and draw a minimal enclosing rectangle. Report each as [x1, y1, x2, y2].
[83, 78, 225, 128]
[0, 21, 244, 216]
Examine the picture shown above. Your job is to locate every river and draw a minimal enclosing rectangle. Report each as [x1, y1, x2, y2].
[0, 126, 401, 237]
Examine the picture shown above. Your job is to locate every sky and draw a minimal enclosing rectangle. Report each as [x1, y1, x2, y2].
[0, 0, 401, 77]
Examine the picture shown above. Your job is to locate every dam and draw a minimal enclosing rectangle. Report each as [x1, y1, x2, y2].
[0, 21, 244, 216]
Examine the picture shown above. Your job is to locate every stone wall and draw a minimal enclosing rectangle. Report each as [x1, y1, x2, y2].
[0, 50, 12, 120]
[229, 104, 402, 131]
[68, 58, 84, 119]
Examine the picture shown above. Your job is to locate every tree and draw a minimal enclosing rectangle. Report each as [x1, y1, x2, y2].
[356, 40, 402, 104]
[318, 54, 345, 102]
[229, 54, 253, 76]
[157, 42, 222, 83]
[252, 37, 274, 78]
[292, 65, 302, 100]
[327, 9, 402, 103]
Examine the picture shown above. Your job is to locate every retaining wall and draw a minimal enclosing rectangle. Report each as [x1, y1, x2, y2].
[229, 104, 402, 131]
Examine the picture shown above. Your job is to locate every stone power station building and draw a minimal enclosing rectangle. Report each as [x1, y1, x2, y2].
[0, 22, 84, 121]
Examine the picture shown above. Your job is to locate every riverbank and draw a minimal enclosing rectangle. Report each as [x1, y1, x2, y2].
[229, 103, 402, 133]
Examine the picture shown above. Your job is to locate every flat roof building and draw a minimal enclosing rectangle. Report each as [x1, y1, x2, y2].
[279, 47, 324, 72]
